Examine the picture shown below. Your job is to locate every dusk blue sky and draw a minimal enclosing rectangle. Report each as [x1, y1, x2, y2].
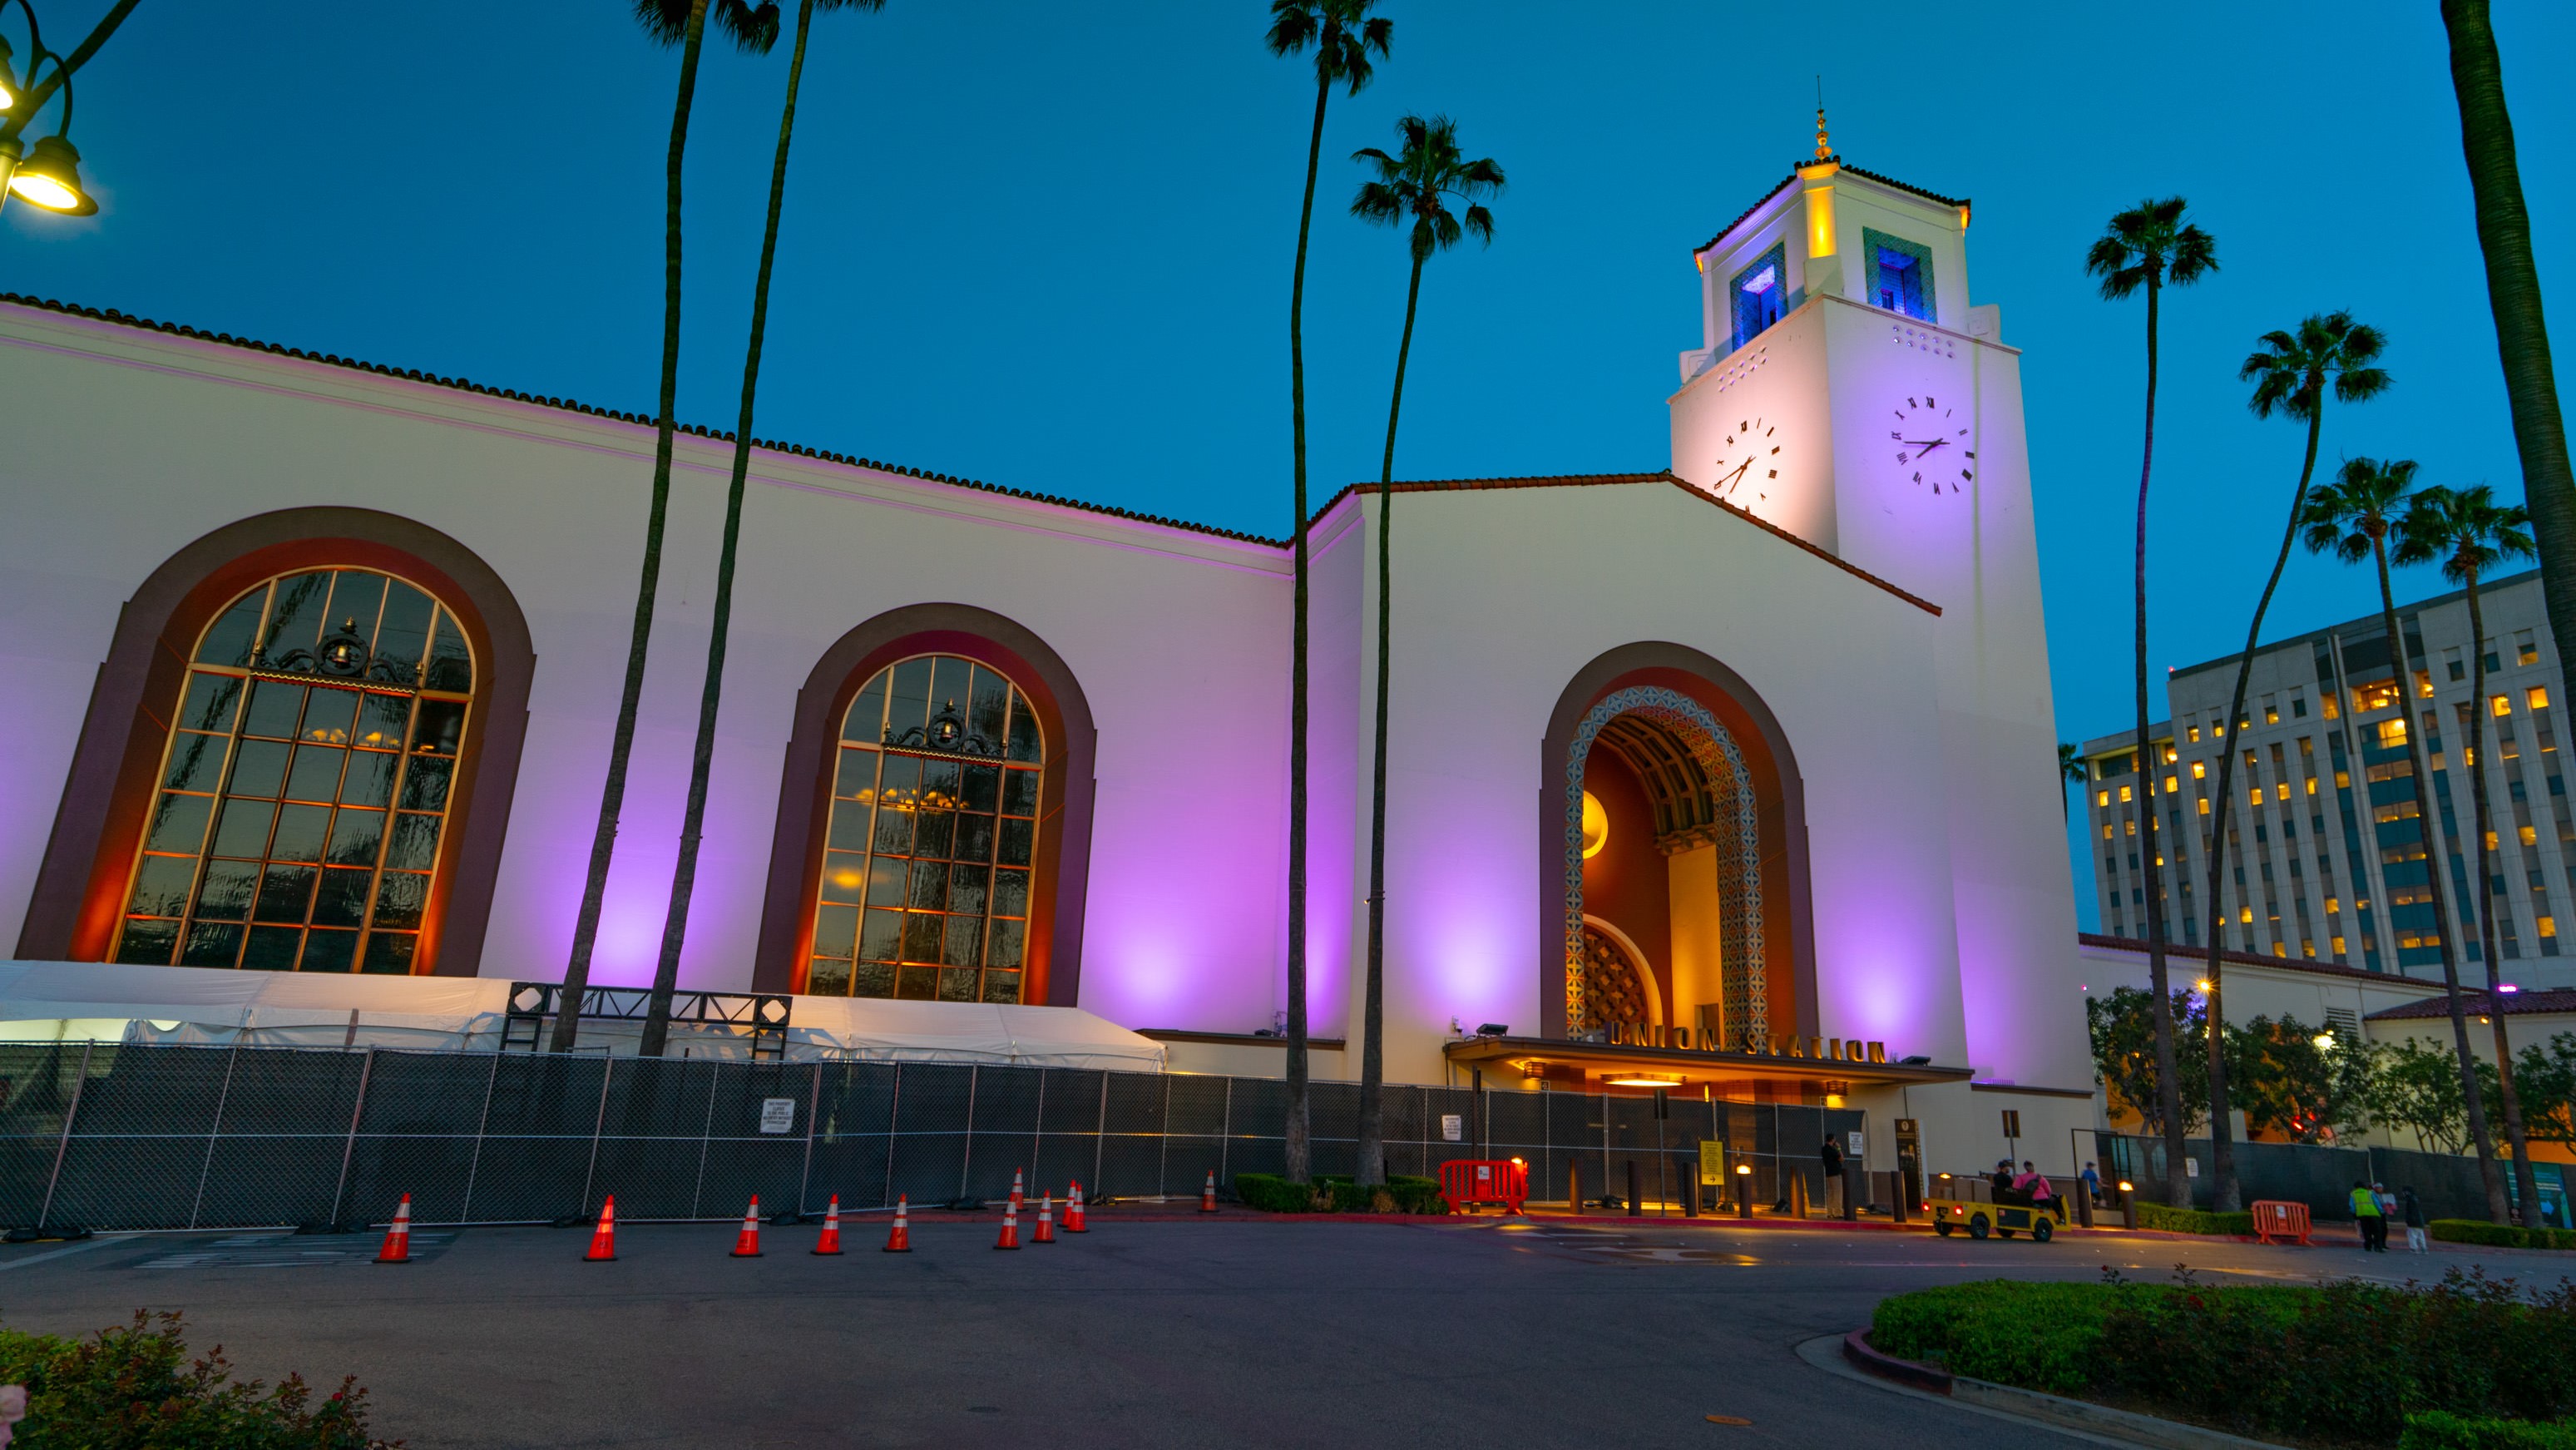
[7, 3, 2573, 929]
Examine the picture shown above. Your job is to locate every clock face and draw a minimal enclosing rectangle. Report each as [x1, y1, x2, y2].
[1711, 416, 1782, 503]
[1889, 393, 1975, 497]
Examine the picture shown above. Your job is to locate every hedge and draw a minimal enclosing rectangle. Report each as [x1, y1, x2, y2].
[2404, 1413, 2576, 1450]
[2432, 1220, 2576, 1252]
[0, 1310, 391, 1448]
[2132, 1201, 2255, 1235]
[1233, 1174, 1447, 1215]
[1871, 1269, 2576, 1443]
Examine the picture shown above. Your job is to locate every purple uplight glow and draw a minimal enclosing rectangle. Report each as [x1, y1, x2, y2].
[2499, 983, 2521, 993]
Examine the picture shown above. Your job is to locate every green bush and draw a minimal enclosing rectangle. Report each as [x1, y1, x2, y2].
[0, 1309, 391, 1448]
[1871, 1269, 2576, 1444]
[2404, 1413, 2576, 1450]
[1233, 1173, 1448, 1215]
[2431, 1220, 2576, 1251]
[2132, 1201, 2256, 1235]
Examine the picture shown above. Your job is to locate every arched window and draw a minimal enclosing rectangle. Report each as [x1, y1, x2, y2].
[806, 654, 1045, 1002]
[110, 567, 477, 973]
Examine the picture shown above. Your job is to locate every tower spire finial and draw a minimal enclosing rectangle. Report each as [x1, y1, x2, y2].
[1813, 77, 1832, 161]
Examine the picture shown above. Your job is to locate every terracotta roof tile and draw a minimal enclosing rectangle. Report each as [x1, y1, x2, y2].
[1691, 157, 1968, 260]
[2078, 932, 2420, 986]
[2365, 987, 2576, 1022]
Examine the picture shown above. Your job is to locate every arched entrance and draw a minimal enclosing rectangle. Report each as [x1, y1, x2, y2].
[1537, 644, 1818, 1052]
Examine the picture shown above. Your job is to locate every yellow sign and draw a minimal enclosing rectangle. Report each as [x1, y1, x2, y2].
[1698, 1139, 1726, 1186]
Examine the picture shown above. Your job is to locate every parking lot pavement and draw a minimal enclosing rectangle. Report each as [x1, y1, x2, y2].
[0, 1219, 2559, 1450]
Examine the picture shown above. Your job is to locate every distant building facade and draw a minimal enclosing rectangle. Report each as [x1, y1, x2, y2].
[2079, 569, 2574, 987]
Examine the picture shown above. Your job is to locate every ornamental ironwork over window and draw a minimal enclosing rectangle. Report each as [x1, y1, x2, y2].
[805, 654, 1043, 1003]
[111, 567, 477, 974]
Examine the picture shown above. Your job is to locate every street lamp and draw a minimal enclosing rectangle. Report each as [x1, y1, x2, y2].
[0, 1, 103, 217]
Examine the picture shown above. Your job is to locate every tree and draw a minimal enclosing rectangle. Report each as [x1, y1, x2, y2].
[1346, 114, 1502, 1189]
[2441, 2, 2576, 799]
[1263, 0, 1389, 1185]
[2087, 987, 2208, 1138]
[2509, 1032, 2576, 1147]
[639, 0, 883, 1058]
[2195, 311, 2390, 1211]
[2084, 197, 2216, 1205]
[2368, 1037, 2475, 1156]
[554, 0, 781, 1053]
[2301, 457, 2509, 1220]
[2059, 742, 2087, 822]
[2225, 1014, 2376, 1144]
[2397, 482, 2541, 1219]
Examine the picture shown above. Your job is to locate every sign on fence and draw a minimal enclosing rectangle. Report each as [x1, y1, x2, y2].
[1441, 1114, 1464, 1142]
[1846, 1131, 1865, 1157]
[1698, 1139, 1725, 1185]
[759, 1098, 796, 1135]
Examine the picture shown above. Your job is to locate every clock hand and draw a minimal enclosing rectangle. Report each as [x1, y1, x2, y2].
[1901, 438, 1951, 452]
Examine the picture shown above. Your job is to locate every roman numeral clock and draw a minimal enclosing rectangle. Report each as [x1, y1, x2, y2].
[1888, 393, 1974, 497]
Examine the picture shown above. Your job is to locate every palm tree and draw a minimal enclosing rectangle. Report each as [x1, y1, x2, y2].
[553, 0, 780, 1054]
[2084, 197, 2216, 1205]
[1347, 115, 1502, 1190]
[2397, 483, 2541, 1223]
[640, 0, 883, 1059]
[1264, 0, 1389, 1185]
[2442, 1, 2576, 782]
[2195, 312, 2390, 1212]
[2302, 458, 2509, 1222]
[2059, 743, 2086, 822]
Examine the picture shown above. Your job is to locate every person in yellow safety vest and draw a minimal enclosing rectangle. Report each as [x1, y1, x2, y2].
[2350, 1179, 2387, 1252]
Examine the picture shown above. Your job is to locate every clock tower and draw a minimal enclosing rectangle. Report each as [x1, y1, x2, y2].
[1669, 116, 2089, 1092]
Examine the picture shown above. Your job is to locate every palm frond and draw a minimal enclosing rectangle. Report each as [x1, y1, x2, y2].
[718, 0, 782, 53]
[1265, 0, 1319, 57]
[634, 0, 694, 47]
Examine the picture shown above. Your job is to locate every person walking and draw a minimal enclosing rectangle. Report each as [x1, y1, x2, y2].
[2080, 1160, 2104, 1208]
[1820, 1137, 1844, 1216]
[2400, 1185, 2428, 1253]
[2351, 1179, 2387, 1252]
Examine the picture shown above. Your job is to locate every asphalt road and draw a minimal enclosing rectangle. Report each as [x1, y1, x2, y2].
[0, 1216, 2564, 1449]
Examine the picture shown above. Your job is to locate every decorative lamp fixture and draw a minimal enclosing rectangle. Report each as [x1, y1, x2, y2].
[2117, 1180, 2134, 1194]
[7, 132, 94, 215]
[1603, 1071, 1683, 1089]
[2193, 978, 2214, 994]
[1733, 1163, 1752, 1176]
[1475, 1022, 1509, 1037]
[1580, 791, 1609, 859]
[0, 35, 14, 111]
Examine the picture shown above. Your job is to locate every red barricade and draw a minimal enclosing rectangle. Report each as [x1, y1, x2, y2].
[1439, 1159, 1528, 1215]
[2251, 1199, 2312, 1245]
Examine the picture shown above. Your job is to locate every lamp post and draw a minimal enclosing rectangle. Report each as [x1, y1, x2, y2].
[0, 0, 111, 218]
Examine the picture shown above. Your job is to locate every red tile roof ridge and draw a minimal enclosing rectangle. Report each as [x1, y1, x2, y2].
[2079, 932, 2443, 986]
[1690, 159, 1967, 259]
[2364, 987, 2576, 1021]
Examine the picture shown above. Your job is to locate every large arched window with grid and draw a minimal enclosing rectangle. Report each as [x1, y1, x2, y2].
[110, 567, 477, 973]
[805, 654, 1045, 1002]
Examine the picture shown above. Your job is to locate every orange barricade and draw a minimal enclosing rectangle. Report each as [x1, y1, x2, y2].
[1438, 1159, 1528, 1215]
[2251, 1199, 2312, 1245]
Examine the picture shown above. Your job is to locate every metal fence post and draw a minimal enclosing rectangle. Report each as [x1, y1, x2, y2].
[36, 1040, 94, 1232]
[880, 1063, 902, 1210]
[1092, 1069, 1108, 1193]
[328, 1047, 378, 1229]
[688, 1061, 723, 1220]
[958, 1066, 979, 1203]
[1029, 1069, 1048, 1192]
[186, 1041, 245, 1230]
[458, 1051, 502, 1225]
[1156, 1072, 1173, 1198]
[577, 1057, 615, 1216]
[795, 1062, 823, 1215]
[1219, 1076, 1233, 1189]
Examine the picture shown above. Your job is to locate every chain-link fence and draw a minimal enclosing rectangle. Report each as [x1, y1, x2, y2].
[2089, 1131, 2493, 1220]
[0, 1042, 1868, 1231]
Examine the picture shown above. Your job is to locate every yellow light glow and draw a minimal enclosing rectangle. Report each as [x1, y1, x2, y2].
[1823, 1093, 1846, 1108]
[1604, 1074, 1682, 1088]
[1735, 1164, 1753, 1175]
[7, 170, 79, 211]
[2117, 1180, 2134, 1193]
[1580, 790, 1609, 859]
[2312, 1032, 2338, 1052]
[2193, 978, 2214, 993]
[828, 870, 863, 889]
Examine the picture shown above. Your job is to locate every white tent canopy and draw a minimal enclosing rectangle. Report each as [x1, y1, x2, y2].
[0, 962, 1165, 1071]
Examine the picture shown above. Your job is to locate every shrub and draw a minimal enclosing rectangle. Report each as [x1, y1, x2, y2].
[1868, 1280, 2119, 1395]
[0, 1309, 392, 1448]
[1233, 1173, 1447, 1215]
[2404, 1413, 2576, 1450]
[2431, 1220, 2576, 1251]
[2132, 1201, 2255, 1235]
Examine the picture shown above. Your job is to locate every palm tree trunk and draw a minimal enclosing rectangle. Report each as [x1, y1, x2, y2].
[1282, 69, 1331, 1185]
[2463, 571, 2544, 1222]
[2444, 0, 2576, 815]
[2376, 538, 2509, 1221]
[2132, 277, 2189, 1202]
[2197, 407, 2325, 1210]
[553, 0, 713, 1053]
[1355, 250, 1426, 1190]
[640, 0, 817, 1057]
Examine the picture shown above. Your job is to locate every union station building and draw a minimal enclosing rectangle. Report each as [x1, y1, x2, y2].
[0, 146, 2098, 1165]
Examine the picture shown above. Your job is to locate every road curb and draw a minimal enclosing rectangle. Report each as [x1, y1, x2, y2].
[1827, 1331, 2290, 1450]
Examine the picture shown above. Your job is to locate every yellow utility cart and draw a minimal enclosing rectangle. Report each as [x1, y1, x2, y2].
[1926, 1174, 2068, 1242]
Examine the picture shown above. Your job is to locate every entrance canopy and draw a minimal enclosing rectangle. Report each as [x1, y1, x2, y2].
[1445, 1032, 1969, 1095]
[0, 961, 1166, 1071]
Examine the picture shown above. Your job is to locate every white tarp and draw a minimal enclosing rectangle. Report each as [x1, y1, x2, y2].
[0, 961, 1165, 1071]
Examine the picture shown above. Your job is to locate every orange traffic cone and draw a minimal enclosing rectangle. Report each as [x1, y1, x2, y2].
[995, 1195, 1021, 1250]
[375, 1193, 413, 1264]
[730, 1195, 764, 1257]
[812, 1195, 843, 1255]
[1010, 1168, 1025, 1212]
[1033, 1191, 1056, 1244]
[584, 1195, 618, 1262]
[884, 1194, 912, 1253]
[1066, 1181, 1087, 1233]
[1199, 1169, 1218, 1214]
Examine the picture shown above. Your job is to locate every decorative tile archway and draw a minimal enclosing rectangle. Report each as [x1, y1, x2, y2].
[1562, 685, 1767, 1044]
